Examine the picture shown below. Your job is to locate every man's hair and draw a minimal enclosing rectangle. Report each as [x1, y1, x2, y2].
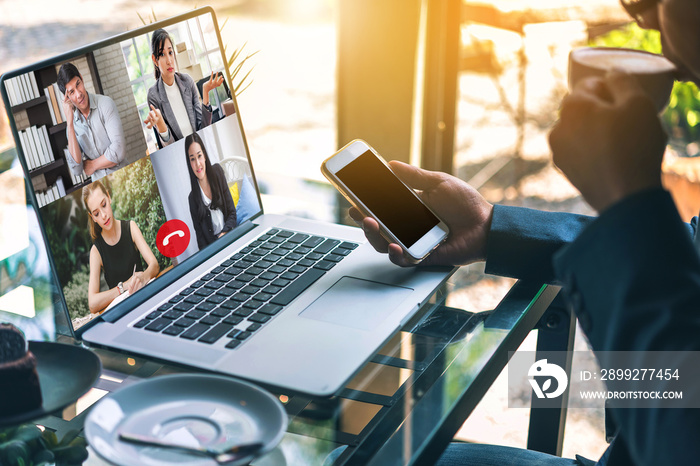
[56, 63, 82, 95]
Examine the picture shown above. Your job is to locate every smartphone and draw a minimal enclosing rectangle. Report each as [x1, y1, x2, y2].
[322, 139, 449, 263]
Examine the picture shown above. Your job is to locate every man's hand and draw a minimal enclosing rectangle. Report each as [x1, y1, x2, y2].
[349, 161, 493, 267]
[143, 104, 167, 134]
[202, 72, 225, 106]
[62, 95, 75, 123]
[83, 159, 96, 176]
[549, 71, 667, 213]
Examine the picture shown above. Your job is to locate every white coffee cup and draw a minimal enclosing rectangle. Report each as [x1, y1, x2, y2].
[569, 47, 677, 112]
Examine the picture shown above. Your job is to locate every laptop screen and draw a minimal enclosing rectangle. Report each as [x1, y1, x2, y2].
[1, 8, 263, 331]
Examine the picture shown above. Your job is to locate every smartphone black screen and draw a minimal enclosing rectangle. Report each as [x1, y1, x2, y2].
[336, 151, 439, 247]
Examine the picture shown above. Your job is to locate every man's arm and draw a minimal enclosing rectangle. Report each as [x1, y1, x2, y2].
[62, 98, 85, 176]
[97, 95, 125, 166]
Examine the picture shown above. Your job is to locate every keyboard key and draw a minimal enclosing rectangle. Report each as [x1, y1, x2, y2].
[286, 253, 303, 261]
[202, 273, 217, 281]
[295, 246, 313, 255]
[259, 242, 276, 250]
[163, 325, 184, 336]
[315, 239, 340, 254]
[246, 323, 262, 332]
[259, 272, 278, 281]
[200, 315, 221, 326]
[271, 268, 326, 306]
[332, 247, 352, 256]
[240, 286, 258, 295]
[255, 260, 274, 269]
[268, 236, 285, 244]
[298, 259, 315, 267]
[184, 295, 204, 304]
[243, 300, 263, 310]
[226, 266, 245, 275]
[191, 280, 207, 288]
[196, 302, 216, 312]
[222, 259, 236, 267]
[248, 313, 271, 324]
[186, 310, 206, 320]
[230, 293, 250, 302]
[278, 243, 296, 251]
[236, 331, 252, 340]
[212, 266, 226, 274]
[314, 260, 336, 271]
[195, 288, 215, 297]
[134, 319, 149, 328]
[227, 329, 241, 339]
[225, 281, 245, 290]
[169, 295, 185, 303]
[290, 265, 307, 274]
[325, 254, 344, 263]
[236, 273, 256, 283]
[339, 242, 359, 249]
[174, 317, 196, 328]
[204, 281, 224, 290]
[180, 287, 196, 296]
[216, 287, 235, 297]
[163, 310, 183, 320]
[278, 259, 295, 267]
[305, 252, 323, 261]
[180, 323, 209, 340]
[211, 307, 230, 317]
[249, 249, 266, 257]
[145, 318, 171, 332]
[271, 278, 291, 288]
[250, 278, 270, 288]
[199, 323, 234, 344]
[158, 303, 173, 312]
[276, 230, 293, 238]
[223, 315, 244, 325]
[206, 295, 227, 304]
[269, 265, 287, 274]
[222, 299, 242, 310]
[175, 301, 196, 311]
[262, 285, 282, 295]
[280, 271, 299, 281]
[252, 292, 273, 302]
[214, 274, 234, 284]
[233, 308, 254, 317]
[288, 233, 309, 243]
[146, 311, 161, 320]
[225, 339, 242, 349]
[258, 304, 283, 315]
[231, 252, 246, 260]
[264, 253, 285, 263]
[247, 266, 265, 275]
[301, 236, 324, 248]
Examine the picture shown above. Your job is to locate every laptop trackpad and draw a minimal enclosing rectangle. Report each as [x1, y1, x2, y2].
[300, 277, 413, 331]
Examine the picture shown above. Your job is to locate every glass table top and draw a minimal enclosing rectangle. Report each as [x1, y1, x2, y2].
[0, 147, 560, 465]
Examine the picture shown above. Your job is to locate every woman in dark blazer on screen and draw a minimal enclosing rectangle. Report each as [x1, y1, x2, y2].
[186, 132, 237, 249]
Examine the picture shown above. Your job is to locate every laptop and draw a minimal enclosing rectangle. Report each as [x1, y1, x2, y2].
[0, 7, 454, 397]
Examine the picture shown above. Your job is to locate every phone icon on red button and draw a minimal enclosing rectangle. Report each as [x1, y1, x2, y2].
[157, 220, 190, 257]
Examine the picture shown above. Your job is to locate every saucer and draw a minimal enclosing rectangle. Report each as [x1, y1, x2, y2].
[84, 374, 288, 466]
[0, 341, 102, 427]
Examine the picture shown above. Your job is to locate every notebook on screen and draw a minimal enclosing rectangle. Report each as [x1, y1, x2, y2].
[0, 7, 455, 396]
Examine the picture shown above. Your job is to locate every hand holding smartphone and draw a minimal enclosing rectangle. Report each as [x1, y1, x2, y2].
[322, 140, 449, 263]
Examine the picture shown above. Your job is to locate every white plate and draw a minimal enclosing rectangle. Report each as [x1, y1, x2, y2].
[85, 374, 287, 466]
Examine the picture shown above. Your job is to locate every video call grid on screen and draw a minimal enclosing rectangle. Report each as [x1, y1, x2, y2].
[1, 9, 263, 330]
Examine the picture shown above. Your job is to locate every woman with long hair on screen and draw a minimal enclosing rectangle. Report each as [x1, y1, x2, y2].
[83, 180, 159, 314]
[143, 28, 224, 147]
[186, 132, 237, 249]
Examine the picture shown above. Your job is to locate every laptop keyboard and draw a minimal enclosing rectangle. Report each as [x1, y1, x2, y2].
[132, 228, 358, 349]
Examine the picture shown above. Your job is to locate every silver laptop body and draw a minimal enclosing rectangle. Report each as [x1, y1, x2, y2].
[1, 7, 454, 397]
